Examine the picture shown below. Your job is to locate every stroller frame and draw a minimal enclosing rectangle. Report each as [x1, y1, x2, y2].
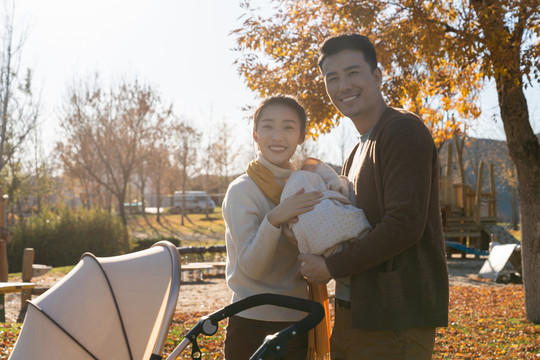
[9, 241, 323, 360]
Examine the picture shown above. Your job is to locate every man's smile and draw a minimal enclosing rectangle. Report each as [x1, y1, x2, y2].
[340, 93, 361, 103]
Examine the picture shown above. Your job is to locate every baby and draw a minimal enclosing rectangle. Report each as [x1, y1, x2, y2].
[281, 157, 371, 257]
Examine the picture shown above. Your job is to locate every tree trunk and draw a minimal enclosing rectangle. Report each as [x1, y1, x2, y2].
[117, 193, 127, 226]
[470, 0, 540, 324]
[156, 182, 162, 224]
[511, 186, 518, 230]
[496, 74, 540, 324]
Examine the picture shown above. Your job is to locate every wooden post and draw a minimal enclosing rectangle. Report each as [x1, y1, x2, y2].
[474, 161, 485, 225]
[0, 240, 7, 282]
[446, 142, 453, 178]
[454, 136, 467, 215]
[442, 143, 454, 206]
[0, 187, 7, 279]
[0, 188, 6, 322]
[18, 248, 35, 321]
[0, 239, 7, 322]
[0, 187, 6, 282]
[0, 187, 5, 228]
[489, 163, 497, 220]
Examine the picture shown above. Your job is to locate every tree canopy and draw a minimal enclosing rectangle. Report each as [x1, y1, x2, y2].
[233, 0, 538, 145]
[57, 79, 171, 225]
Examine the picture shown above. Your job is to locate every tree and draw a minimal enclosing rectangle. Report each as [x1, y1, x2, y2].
[3, 154, 56, 225]
[171, 120, 201, 226]
[28, 124, 57, 214]
[292, 138, 323, 169]
[146, 145, 173, 224]
[209, 121, 242, 193]
[233, 1, 475, 144]
[0, 1, 39, 175]
[233, 0, 540, 322]
[163, 165, 182, 209]
[58, 79, 171, 225]
[335, 122, 358, 166]
[63, 161, 110, 210]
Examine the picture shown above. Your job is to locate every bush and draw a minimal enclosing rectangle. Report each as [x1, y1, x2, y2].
[131, 236, 181, 252]
[7, 207, 130, 272]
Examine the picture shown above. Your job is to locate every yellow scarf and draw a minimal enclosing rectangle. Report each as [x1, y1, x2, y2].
[246, 159, 284, 204]
[246, 158, 331, 359]
[307, 284, 331, 359]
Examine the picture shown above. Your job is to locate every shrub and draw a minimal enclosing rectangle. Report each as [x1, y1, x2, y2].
[7, 207, 130, 272]
[131, 236, 181, 252]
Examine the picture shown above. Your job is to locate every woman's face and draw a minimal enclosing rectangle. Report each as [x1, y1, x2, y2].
[253, 104, 304, 168]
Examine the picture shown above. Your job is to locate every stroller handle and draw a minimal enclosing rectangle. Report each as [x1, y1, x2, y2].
[206, 293, 324, 335]
[169, 293, 324, 360]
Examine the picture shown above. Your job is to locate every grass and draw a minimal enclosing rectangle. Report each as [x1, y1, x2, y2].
[162, 313, 227, 359]
[8, 265, 74, 281]
[508, 229, 521, 241]
[48, 265, 76, 275]
[127, 208, 225, 246]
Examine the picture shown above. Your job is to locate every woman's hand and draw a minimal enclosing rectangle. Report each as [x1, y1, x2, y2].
[267, 189, 322, 228]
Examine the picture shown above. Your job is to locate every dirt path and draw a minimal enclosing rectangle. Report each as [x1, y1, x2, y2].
[3, 256, 517, 323]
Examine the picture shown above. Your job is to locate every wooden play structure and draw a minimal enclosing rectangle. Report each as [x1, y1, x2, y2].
[439, 138, 520, 257]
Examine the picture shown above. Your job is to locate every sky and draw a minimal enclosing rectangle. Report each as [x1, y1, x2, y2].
[12, 0, 540, 168]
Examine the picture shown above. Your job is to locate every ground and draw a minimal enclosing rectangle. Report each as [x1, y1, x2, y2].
[3, 254, 517, 323]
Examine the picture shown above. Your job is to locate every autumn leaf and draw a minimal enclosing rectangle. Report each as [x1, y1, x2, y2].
[2, 286, 538, 359]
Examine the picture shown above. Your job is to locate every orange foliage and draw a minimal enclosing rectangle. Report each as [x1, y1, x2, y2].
[232, 1, 539, 146]
[436, 285, 539, 359]
[1, 286, 539, 359]
[165, 286, 540, 359]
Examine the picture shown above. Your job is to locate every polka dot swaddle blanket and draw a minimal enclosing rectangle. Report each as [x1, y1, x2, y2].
[281, 159, 371, 257]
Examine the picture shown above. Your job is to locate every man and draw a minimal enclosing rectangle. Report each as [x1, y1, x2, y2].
[298, 34, 449, 359]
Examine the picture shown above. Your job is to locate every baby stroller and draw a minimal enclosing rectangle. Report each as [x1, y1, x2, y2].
[8, 241, 324, 360]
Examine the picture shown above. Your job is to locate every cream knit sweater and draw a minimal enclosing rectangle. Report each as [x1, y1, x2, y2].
[222, 154, 308, 322]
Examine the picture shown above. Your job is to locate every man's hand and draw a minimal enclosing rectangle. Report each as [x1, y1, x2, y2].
[298, 253, 332, 284]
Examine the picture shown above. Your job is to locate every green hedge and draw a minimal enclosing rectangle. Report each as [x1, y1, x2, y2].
[7, 207, 130, 272]
[130, 236, 181, 252]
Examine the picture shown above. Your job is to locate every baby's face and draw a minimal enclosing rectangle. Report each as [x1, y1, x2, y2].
[301, 158, 319, 172]
[301, 163, 318, 172]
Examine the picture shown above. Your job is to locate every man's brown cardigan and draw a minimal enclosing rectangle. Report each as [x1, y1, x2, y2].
[325, 107, 449, 331]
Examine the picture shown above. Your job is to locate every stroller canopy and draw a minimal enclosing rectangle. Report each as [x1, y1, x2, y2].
[9, 241, 181, 360]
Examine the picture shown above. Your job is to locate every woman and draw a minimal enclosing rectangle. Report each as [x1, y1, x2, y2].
[222, 95, 322, 359]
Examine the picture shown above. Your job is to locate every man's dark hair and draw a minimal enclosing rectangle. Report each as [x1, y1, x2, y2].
[253, 94, 307, 135]
[318, 33, 378, 71]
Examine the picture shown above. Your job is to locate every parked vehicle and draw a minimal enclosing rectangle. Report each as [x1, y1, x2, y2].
[123, 201, 144, 214]
[172, 191, 215, 214]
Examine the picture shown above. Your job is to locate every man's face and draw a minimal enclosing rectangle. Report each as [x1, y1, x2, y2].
[321, 49, 382, 124]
